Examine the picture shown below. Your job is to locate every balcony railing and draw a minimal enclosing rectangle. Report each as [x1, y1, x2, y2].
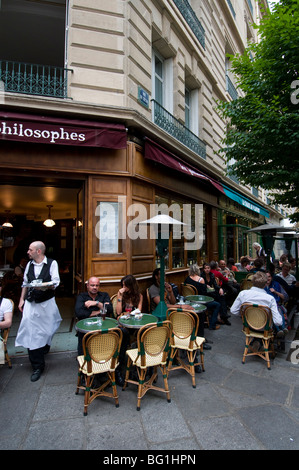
[152, 99, 206, 160]
[226, 74, 238, 100]
[173, 0, 205, 49]
[0, 60, 72, 99]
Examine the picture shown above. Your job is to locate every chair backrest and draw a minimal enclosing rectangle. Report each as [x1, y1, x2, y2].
[246, 273, 254, 280]
[146, 288, 151, 313]
[240, 303, 272, 332]
[181, 283, 197, 297]
[137, 321, 172, 367]
[82, 328, 123, 372]
[240, 279, 253, 290]
[110, 294, 118, 318]
[166, 308, 199, 346]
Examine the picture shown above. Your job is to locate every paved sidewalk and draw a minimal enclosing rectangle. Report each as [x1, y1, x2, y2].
[0, 313, 299, 451]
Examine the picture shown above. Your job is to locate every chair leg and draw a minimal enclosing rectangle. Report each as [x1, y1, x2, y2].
[122, 356, 132, 391]
[137, 368, 146, 411]
[4, 343, 12, 368]
[161, 364, 171, 403]
[110, 371, 119, 407]
[83, 375, 92, 416]
[242, 337, 250, 364]
[187, 351, 196, 388]
[263, 339, 271, 370]
[196, 346, 205, 372]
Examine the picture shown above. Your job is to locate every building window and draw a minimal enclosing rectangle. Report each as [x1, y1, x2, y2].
[95, 201, 123, 254]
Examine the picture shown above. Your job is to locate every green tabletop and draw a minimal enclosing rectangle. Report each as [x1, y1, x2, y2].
[75, 317, 118, 333]
[185, 295, 214, 304]
[118, 313, 158, 329]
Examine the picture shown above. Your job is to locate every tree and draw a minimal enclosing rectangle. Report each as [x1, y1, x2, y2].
[217, 0, 299, 222]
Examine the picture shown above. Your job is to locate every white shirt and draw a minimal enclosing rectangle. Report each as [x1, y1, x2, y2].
[276, 272, 296, 286]
[230, 286, 282, 326]
[22, 256, 60, 288]
[0, 298, 13, 322]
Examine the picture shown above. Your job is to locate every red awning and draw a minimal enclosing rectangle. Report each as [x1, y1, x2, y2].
[0, 111, 127, 149]
[144, 137, 224, 193]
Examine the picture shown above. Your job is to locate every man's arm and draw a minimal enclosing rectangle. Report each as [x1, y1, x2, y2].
[0, 300, 13, 329]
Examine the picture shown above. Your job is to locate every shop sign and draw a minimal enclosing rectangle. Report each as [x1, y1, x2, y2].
[0, 113, 127, 149]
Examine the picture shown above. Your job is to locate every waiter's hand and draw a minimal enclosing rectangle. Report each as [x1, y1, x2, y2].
[18, 299, 25, 312]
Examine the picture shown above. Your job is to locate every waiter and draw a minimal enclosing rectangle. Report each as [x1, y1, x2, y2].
[16, 241, 62, 382]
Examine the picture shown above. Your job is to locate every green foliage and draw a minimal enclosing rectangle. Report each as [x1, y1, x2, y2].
[217, 0, 299, 222]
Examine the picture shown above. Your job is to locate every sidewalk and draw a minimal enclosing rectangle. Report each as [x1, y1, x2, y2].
[0, 312, 298, 451]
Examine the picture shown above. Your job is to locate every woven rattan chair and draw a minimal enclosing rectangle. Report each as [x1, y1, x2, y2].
[146, 288, 152, 313]
[240, 278, 253, 290]
[110, 294, 118, 318]
[123, 321, 172, 410]
[181, 283, 197, 297]
[1, 299, 14, 368]
[240, 303, 275, 370]
[76, 327, 123, 415]
[167, 307, 205, 388]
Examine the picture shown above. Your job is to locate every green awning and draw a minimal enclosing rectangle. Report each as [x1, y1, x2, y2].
[222, 185, 269, 218]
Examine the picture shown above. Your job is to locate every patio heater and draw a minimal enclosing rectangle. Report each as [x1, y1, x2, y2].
[140, 214, 185, 320]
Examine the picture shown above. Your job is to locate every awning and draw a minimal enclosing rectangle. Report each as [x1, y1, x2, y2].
[222, 185, 269, 218]
[144, 137, 224, 193]
[145, 137, 269, 218]
[0, 111, 127, 149]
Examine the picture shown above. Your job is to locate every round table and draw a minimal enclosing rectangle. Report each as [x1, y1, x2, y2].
[185, 295, 214, 305]
[118, 313, 158, 329]
[75, 317, 118, 334]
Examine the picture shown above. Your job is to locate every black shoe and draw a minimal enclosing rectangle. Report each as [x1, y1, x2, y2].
[221, 318, 231, 325]
[194, 365, 202, 373]
[31, 369, 43, 382]
[203, 343, 212, 350]
[115, 368, 124, 387]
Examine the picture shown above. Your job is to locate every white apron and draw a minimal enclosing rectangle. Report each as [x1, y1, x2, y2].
[15, 298, 62, 350]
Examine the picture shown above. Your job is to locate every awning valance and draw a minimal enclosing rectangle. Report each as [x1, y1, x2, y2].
[144, 137, 224, 193]
[222, 185, 269, 218]
[144, 137, 269, 218]
[0, 111, 127, 149]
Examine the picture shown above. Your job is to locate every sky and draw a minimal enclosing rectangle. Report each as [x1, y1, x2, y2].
[268, 0, 281, 10]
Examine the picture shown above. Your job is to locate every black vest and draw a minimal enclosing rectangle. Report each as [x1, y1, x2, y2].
[26, 259, 55, 303]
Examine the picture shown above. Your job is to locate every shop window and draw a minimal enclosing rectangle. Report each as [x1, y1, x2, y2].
[155, 194, 206, 269]
[95, 201, 123, 254]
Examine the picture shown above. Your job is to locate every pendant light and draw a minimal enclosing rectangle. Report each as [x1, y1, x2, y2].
[43, 205, 56, 227]
[2, 210, 13, 228]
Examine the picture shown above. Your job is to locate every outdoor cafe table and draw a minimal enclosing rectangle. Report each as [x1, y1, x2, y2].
[185, 295, 214, 305]
[75, 317, 118, 334]
[118, 313, 158, 330]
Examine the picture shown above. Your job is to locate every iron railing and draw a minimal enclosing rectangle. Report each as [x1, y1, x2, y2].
[226, 74, 238, 100]
[152, 99, 206, 160]
[173, 0, 205, 49]
[0, 60, 72, 98]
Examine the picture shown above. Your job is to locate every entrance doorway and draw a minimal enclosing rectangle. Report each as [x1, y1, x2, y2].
[0, 176, 84, 356]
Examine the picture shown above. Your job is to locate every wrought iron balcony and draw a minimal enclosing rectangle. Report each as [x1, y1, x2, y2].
[152, 99, 206, 160]
[0, 60, 72, 99]
[173, 0, 205, 49]
[226, 74, 238, 100]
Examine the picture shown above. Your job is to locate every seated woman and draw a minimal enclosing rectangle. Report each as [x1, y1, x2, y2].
[265, 271, 289, 336]
[116, 274, 143, 318]
[201, 263, 231, 327]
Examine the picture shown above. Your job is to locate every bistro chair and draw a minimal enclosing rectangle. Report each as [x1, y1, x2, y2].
[146, 287, 152, 313]
[75, 327, 123, 416]
[123, 321, 172, 411]
[240, 303, 275, 370]
[240, 278, 253, 290]
[167, 307, 205, 388]
[1, 299, 14, 368]
[246, 273, 254, 280]
[181, 283, 197, 297]
[110, 294, 118, 319]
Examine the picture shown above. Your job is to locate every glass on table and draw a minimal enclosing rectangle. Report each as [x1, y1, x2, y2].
[125, 304, 133, 314]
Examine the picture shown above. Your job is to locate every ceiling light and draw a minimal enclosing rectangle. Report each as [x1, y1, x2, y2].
[43, 205, 56, 228]
[2, 210, 13, 228]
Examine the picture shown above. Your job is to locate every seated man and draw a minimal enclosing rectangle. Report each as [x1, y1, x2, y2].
[230, 271, 283, 330]
[148, 268, 177, 312]
[75, 276, 113, 355]
[75, 277, 126, 386]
